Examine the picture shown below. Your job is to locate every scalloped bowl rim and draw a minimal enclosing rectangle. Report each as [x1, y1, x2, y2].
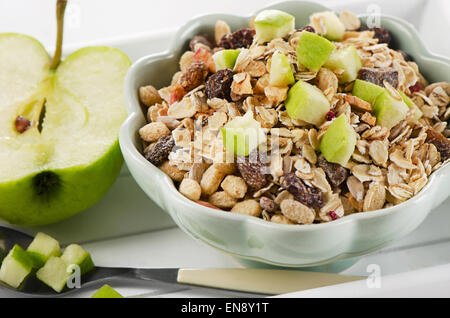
[120, 1, 450, 263]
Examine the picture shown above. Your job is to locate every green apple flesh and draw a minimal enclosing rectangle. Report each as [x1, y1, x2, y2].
[324, 46, 362, 84]
[373, 89, 410, 129]
[285, 80, 331, 126]
[320, 115, 357, 166]
[61, 244, 95, 275]
[296, 31, 336, 72]
[352, 79, 385, 104]
[92, 285, 124, 298]
[0, 34, 131, 226]
[270, 51, 295, 87]
[398, 90, 423, 122]
[27, 232, 61, 268]
[0, 245, 33, 288]
[221, 111, 267, 156]
[212, 49, 240, 70]
[36, 256, 70, 292]
[310, 11, 345, 41]
[254, 9, 295, 43]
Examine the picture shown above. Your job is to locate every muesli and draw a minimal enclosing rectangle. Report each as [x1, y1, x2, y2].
[137, 9, 450, 225]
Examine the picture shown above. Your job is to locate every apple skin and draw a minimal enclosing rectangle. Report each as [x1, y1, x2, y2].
[285, 80, 331, 126]
[0, 141, 123, 226]
[373, 89, 410, 129]
[254, 9, 295, 43]
[270, 51, 295, 87]
[92, 285, 124, 298]
[324, 46, 362, 84]
[398, 90, 423, 122]
[213, 49, 240, 70]
[352, 79, 385, 104]
[320, 114, 357, 166]
[296, 31, 336, 72]
[310, 11, 346, 41]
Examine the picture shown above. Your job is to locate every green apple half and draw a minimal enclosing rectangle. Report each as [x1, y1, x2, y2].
[0, 34, 131, 226]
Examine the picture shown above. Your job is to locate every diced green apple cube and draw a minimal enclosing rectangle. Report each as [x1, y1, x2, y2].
[212, 49, 240, 71]
[398, 90, 423, 122]
[296, 31, 336, 72]
[0, 245, 33, 288]
[92, 285, 124, 298]
[310, 11, 345, 41]
[352, 79, 385, 104]
[270, 51, 295, 87]
[27, 232, 61, 268]
[324, 46, 362, 84]
[36, 256, 70, 293]
[221, 111, 267, 156]
[373, 89, 410, 129]
[285, 80, 331, 126]
[61, 244, 95, 275]
[320, 115, 357, 166]
[254, 9, 295, 43]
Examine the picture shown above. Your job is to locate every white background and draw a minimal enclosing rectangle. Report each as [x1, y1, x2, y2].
[0, 0, 449, 56]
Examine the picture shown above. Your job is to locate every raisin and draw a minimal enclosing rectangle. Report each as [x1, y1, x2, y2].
[15, 116, 31, 134]
[317, 155, 349, 188]
[358, 67, 399, 88]
[189, 35, 213, 51]
[298, 26, 315, 33]
[260, 197, 277, 213]
[372, 27, 392, 44]
[236, 153, 269, 191]
[397, 50, 412, 62]
[359, 26, 392, 45]
[205, 68, 235, 101]
[144, 135, 175, 167]
[218, 28, 255, 49]
[281, 173, 324, 209]
[426, 128, 450, 161]
[178, 61, 208, 93]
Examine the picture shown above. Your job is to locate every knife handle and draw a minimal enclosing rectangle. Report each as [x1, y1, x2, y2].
[177, 269, 363, 295]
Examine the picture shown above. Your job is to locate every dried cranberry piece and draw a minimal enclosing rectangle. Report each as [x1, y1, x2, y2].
[15, 116, 31, 134]
[189, 35, 213, 51]
[178, 61, 208, 93]
[317, 155, 349, 188]
[236, 152, 269, 191]
[218, 28, 255, 49]
[281, 173, 324, 209]
[426, 128, 450, 161]
[358, 67, 399, 88]
[144, 135, 175, 167]
[260, 197, 277, 213]
[205, 68, 235, 101]
[409, 83, 423, 93]
[326, 111, 336, 121]
[329, 211, 339, 221]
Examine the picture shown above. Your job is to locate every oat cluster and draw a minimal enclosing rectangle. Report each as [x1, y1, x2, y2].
[138, 10, 450, 225]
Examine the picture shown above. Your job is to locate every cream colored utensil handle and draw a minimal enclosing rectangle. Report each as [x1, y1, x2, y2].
[177, 269, 363, 295]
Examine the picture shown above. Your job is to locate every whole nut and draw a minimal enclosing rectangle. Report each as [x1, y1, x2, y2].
[139, 85, 163, 107]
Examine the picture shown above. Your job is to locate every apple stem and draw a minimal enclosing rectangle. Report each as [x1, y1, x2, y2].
[50, 0, 68, 70]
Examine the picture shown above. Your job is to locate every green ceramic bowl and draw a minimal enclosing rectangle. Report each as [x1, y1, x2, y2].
[120, 1, 450, 267]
